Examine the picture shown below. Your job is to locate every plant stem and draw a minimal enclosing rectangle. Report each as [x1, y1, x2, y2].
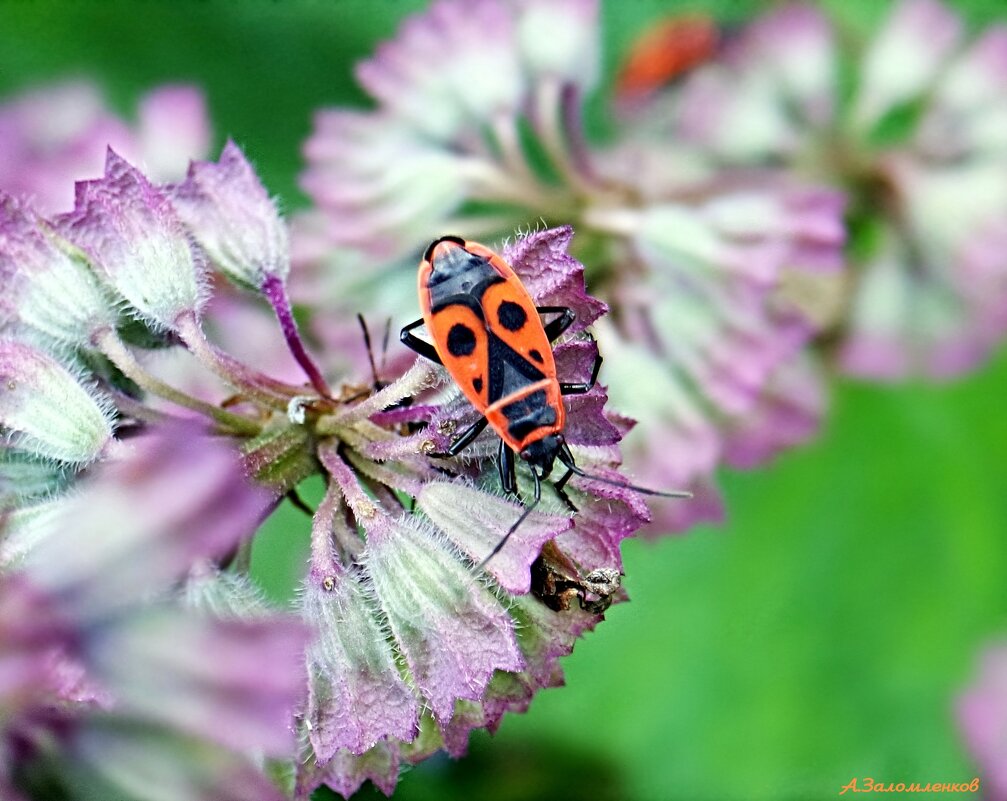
[491, 111, 536, 184]
[95, 328, 261, 436]
[559, 82, 599, 184]
[309, 478, 344, 576]
[534, 78, 596, 197]
[261, 274, 332, 398]
[174, 311, 300, 411]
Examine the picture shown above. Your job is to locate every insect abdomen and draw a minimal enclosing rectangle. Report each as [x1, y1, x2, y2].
[486, 379, 565, 451]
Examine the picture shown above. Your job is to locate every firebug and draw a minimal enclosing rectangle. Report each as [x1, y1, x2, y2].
[615, 14, 720, 101]
[401, 236, 689, 567]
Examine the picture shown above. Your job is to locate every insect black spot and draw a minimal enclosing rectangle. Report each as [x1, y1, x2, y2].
[472, 376, 483, 393]
[447, 323, 477, 357]
[528, 348, 544, 364]
[497, 300, 527, 332]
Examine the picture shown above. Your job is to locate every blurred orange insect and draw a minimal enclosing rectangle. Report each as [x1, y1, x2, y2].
[616, 13, 720, 101]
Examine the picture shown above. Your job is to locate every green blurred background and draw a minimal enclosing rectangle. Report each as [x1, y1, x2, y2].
[2, 2, 1006, 799]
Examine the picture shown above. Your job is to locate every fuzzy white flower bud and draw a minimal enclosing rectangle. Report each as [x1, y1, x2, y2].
[171, 141, 289, 291]
[0, 338, 113, 464]
[58, 149, 206, 332]
[0, 193, 119, 346]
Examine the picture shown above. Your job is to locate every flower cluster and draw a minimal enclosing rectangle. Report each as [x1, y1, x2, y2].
[0, 81, 209, 214]
[660, 0, 1007, 379]
[0, 99, 661, 795]
[292, 226, 652, 798]
[0, 425, 309, 801]
[298, 0, 848, 533]
[4, 0, 1005, 794]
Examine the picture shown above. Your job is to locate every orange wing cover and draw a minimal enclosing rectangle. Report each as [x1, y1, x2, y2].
[418, 238, 564, 450]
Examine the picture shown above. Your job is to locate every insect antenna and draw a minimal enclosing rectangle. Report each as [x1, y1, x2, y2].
[379, 317, 391, 374]
[558, 441, 691, 498]
[475, 466, 542, 572]
[357, 313, 385, 389]
[562, 462, 692, 498]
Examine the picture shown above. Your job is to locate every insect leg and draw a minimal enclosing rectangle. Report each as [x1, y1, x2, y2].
[476, 465, 542, 571]
[286, 487, 316, 516]
[559, 349, 603, 395]
[537, 306, 576, 342]
[427, 416, 489, 458]
[557, 439, 579, 471]
[552, 466, 578, 512]
[498, 438, 519, 498]
[399, 318, 442, 365]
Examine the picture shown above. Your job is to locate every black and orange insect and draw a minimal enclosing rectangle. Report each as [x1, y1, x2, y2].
[400, 236, 689, 565]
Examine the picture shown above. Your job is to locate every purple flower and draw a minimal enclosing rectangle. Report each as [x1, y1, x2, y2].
[721, 354, 825, 470]
[666, 0, 1007, 380]
[170, 141, 330, 396]
[0, 424, 308, 801]
[289, 229, 654, 799]
[170, 140, 289, 292]
[57, 149, 207, 334]
[134, 85, 212, 182]
[0, 81, 209, 215]
[299, 0, 847, 533]
[957, 640, 1007, 798]
[0, 575, 69, 717]
[360, 512, 525, 723]
[2, 113, 675, 798]
[420, 480, 572, 594]
[0, 191, 119, 347]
